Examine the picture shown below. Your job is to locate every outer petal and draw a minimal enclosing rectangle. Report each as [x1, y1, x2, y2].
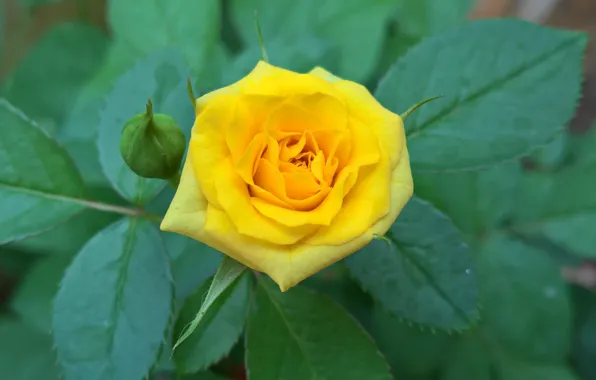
[239, 61, 344, 99]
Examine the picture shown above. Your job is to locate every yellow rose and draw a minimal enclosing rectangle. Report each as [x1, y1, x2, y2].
[161, 61, 413, 291]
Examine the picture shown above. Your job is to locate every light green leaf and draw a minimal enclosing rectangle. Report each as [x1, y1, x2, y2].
[370, 303, 450, 378]
[395, 0, 474, 37]
[231, 0, 397, 81]
[53, 218, 173, 380]
[0, 317, 59, 380]
[246, 277, 392, 380]
[414, 162, 523, 237]
[2, 22, 108, 131]
[107, 0, 221, 78]
[97, 49, 193, 204]
[345, 197, 478, 330]
[173, 256, 247, 351]
[174, 273, 250, 374]
[478, 234, 572, 362]
[0, 99, 86, 244]
[376, 19, 586, 172]
[10, 255, 72, 333]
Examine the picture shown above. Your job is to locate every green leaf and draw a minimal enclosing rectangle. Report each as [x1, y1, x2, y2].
[246, 277, 392, 380]
[10, 255, 72, 332]
[171, 372, 228, 380]
[528, 130, 569, 169]
[53, 217, 173, 380]
[0, 317, 59, 380]
[174, 273, 251, 374]
[0, 247, 36, 277]
[173, 256, 247, 351]
[2, 22, 109, 131]
[414, 162, 523, 238]
[395, 0, 474, 37]
[222, 36, 337, 85]
[107, 0, 221, 78]
[345, 197, 478, 330]
[57, 41, 142, 198]
[302, 264, 374, 328]
[370, 303, 450, 378]
[97, 49, 193, 204]
[376, 19, 586, 172]
[478, 233, 572, 362]
[512, 134, 596, 258]
[231, 0, 397, 81]
[0, 99, 86, 244]
[19, 0, 60, 5]
[164, 234, 222, 304]
[440, 335, 492, 380]
[498, 360, 579, 380]
[571, 287, 596, 380]
[7, 209, 121, 256]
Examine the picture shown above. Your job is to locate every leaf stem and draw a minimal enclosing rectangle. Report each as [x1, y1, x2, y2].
[254, 10, 269, 63]
[74, 199, 162, 222]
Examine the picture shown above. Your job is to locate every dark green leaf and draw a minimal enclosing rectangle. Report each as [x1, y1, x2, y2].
[173, 371, 228, 380]
[231, 0, 397, 81]
[174, 273, 251, 374]
[498, 360, 579, 380]
[2, 22, 108, 130]
[571, 286, 596, 380]
[173, 256, 247, 351]
[440, 335, 492, 380]
[163, 233, 222, 304]
[0, 247, 36, 277]
[376, 19, 586, 171]
[0, 317, 59, 380]
[18, 0, 60, 6]
[528, 131, 569, 169]
[7, 210, 121, 257]
[223, 36, 337, 85]
[414, 162, 523, 238]
[0, 99, 86, 244]
[512, 132, 596, 258]
[370, 303, 450, 378]
[107, 0, 222, 78]
[97, 49, 193, 204]
[53, 218, 173, 380]
[345, 197, 478, 330]
[246, 277, 391, 380]
[302, 264, 374, 328]
[10, 255, 72, 332]
[478, 234, 572, 362]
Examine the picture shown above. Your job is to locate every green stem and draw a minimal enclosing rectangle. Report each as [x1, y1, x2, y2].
[254, 10, 269, 63]
[168, 172, 181, 189]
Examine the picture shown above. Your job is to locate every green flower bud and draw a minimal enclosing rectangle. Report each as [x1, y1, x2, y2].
[120, 99, 186, 179]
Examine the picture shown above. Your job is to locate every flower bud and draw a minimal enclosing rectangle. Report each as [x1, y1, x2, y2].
[120, 99, 186, 179]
